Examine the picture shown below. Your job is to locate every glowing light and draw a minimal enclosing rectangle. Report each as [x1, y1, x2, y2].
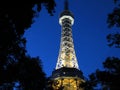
[59, 15, 74, 25]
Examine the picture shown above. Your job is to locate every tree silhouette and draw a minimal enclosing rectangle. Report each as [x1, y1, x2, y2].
[83, 1, 120, 89]
[86, 57, 120, 90]
[107, 0, 120, 48]
[0, 0, 56, 89]
[107, 0, 120, 28]
[18, 56, 46, 90]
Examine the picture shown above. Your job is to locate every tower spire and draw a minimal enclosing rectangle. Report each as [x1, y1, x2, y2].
[64, 0, 68, 10]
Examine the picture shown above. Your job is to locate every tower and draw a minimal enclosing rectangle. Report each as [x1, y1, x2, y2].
[47, 0, 85, 90]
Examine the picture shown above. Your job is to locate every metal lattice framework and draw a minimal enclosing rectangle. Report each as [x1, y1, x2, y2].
[48, 1, 85, 90]
[56, 6, 79, 70]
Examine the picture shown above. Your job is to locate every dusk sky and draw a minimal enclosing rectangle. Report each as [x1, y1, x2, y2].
[24, 0, 120, 78]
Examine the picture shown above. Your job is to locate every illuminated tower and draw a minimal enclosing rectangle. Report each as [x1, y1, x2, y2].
[47, 0, 85, 90]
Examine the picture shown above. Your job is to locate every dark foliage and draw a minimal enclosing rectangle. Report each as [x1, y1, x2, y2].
[107, 7, 120, 28]
[82, 1, 120, 89]
[0, 0, 56, 36]
[107, 0, 120, 48]
[107, 0, 120, 28]
[85, 57, 120, 90]
[107, 32, 120, 48]
[84, 1, 120, 89]
[4, 56, 46, 90]
[81, 73, 98, 90]
[0, 0, 56, 89]
[18, 56, 46, 90]
[45, 77, 54, 90]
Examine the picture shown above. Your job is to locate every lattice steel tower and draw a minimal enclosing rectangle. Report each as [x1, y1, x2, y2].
[47, 0, 85, 90]
[56, 0, 79, 70]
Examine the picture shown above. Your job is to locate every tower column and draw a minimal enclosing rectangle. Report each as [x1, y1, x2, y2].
[48, 1, 85, 90]
[56, 2, 79, 70]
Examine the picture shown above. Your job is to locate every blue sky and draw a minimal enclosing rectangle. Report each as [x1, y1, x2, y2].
[24, 0, 120, 78]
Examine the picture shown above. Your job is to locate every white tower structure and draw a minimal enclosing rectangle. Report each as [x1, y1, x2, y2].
[47, 1, 85, 90]
[56, 0, 79, 70]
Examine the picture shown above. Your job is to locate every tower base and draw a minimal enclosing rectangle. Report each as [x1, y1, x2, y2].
[47, 67, 85, 90]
